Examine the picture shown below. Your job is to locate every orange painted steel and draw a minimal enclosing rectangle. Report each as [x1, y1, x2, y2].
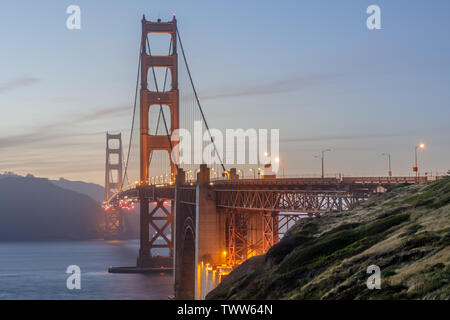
[138, 16, 179, 264]
[104, 132, 125, 237]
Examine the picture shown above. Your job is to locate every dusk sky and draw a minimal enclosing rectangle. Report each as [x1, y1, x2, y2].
[1, 0, 450, 185]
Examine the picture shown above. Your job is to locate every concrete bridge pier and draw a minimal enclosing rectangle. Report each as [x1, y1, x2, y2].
[195, 164, 227, 299]
[174, 168, 196, 299]
[174, 164, 227, 300]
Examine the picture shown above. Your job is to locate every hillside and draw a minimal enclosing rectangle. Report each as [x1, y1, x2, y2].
[51, 177, 105, 203]
[0, 172, 106, 203]
[207, 177, 450, 300]
[0, 175, 104, 240]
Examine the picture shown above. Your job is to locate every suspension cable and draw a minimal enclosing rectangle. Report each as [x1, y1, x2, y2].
[121, 42, 142, 189]
[122, 149, 129, 185]
[176, 29, 227, 173]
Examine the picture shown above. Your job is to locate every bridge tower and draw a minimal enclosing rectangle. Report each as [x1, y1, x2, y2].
[138, 15, 179, 266]
[104, 132, 125, 238]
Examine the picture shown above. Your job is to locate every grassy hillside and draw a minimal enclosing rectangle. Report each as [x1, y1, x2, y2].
[207, 177, 450, 300]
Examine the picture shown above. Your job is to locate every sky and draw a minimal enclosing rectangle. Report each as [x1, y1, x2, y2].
[1, 0, 450, 185]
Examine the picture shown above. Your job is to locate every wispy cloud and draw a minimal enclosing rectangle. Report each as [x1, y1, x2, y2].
[281, 125, 450, 144]
[74, 106, 130, 123]
[0, 76, 40, 94]
[198, 73, 351, 101]
[280, 132, 406, 143]
[0, 106, 130, 149]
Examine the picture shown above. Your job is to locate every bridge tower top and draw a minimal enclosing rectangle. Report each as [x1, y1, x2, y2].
[139, 15, 179, 185]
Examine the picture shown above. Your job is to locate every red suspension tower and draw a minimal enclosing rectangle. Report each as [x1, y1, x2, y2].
[137, 15, 179, 266]
[104, 132, 125, 238]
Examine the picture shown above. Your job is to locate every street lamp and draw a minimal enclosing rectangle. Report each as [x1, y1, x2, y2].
[414, 143, 425, 179]
[381, 153, 392, 177]
[249, 168, 255, 179]
[238, 169, 244, 178]
[315, 149, 331, 178]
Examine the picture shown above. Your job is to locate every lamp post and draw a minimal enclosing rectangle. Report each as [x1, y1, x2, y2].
[381, 153, 392, 177]
[315, 149, 331, 178]
[414, 143, 425, 180]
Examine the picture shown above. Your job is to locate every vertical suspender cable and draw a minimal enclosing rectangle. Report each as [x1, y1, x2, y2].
[176, 29, 227, 174]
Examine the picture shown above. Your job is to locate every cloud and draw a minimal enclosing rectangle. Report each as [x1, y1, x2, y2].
[198, 73, 350, 101]
[0, 105, 130, 149]
[0, 77, 40, 94]
[74, 106, 130, 123]
[280, 132, 406, 143]
[280, 125, 450, 144]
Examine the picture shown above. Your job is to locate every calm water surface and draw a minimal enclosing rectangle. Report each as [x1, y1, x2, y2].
[0, 240, 173, 299]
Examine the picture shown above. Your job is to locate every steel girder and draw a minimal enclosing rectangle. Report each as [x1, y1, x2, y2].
[215, 189, 366, 214]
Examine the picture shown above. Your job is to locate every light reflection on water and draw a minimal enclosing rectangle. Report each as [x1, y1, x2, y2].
[0, 240, 173, 300]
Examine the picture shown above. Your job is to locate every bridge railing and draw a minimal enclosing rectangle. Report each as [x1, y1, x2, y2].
[212, 176, 429, 185]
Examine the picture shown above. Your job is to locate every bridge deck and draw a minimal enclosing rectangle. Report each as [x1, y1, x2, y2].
[106, 176, 427, 205]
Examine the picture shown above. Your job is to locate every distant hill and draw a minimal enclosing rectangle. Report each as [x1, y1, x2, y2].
[51, 177, 105, 203]
[0, 172, 106, 203]
[207, 178, 450, 300]
[0, 175, 104, 240]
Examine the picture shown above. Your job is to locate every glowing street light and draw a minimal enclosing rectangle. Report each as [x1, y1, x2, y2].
[414, 143, 426, 179]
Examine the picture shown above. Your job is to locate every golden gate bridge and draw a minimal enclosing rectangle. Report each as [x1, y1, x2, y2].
[101, 15, 428, 300]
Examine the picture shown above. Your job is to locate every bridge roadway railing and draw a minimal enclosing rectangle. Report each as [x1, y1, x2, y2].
[212, 176, 427, 187]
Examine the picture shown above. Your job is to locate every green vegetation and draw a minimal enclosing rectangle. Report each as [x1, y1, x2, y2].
[207, 177, 450, 300]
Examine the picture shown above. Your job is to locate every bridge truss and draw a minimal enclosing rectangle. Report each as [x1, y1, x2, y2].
[217, 189, 366, 266]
